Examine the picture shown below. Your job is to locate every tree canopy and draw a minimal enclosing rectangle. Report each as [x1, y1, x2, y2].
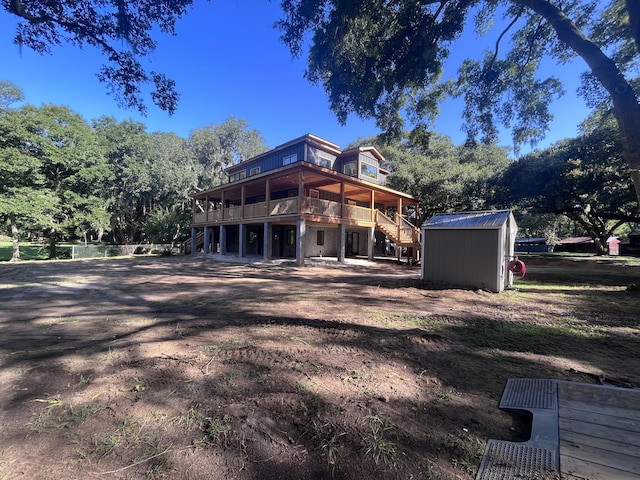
[3, 0, 194, 115]
[0, 100, 111, 259]
[356, 132, 510, 223]
[497, 113, 637, 254]
[0, 85, 268, 258]
[277, 0, 640, 207]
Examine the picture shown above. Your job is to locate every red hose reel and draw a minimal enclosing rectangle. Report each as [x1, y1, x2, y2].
[508, 258, 526, 277]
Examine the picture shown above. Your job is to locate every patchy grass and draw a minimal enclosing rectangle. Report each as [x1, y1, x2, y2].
[2, 254, 639, 479]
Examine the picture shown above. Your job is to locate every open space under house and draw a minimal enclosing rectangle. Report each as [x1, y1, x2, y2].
[188, 134, 421, 265]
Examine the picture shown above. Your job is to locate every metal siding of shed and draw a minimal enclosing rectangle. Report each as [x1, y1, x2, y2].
[424, 229, 501, 292]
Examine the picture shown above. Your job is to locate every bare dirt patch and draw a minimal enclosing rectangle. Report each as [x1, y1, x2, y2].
[1, 254, 638, 479]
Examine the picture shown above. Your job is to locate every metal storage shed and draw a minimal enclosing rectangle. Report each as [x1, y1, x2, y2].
[420, 210, 518, 293]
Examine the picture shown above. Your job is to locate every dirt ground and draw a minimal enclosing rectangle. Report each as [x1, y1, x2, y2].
[0, 254, 639, 479]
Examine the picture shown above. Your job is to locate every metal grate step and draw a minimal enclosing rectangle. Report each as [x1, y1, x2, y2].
[476, 440, 558, 480]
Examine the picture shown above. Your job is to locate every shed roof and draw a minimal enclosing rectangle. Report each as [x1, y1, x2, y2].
[423, 210, 513, 229]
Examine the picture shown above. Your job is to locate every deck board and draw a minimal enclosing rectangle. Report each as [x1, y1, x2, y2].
[557, 382, 640, 478]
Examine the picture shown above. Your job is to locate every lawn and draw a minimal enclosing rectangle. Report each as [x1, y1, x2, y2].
[0, 242, 54, 261]
[0, 254, 638, 479]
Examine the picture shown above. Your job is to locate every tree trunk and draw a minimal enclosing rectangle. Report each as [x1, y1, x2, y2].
[48, 228, 58, 260]
[516, 0, 640, 211]
[9, 215, 21, 262]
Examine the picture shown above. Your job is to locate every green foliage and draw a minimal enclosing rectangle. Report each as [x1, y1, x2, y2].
[3, 0, 195, 114]
[0, 81, 24, 109]
[1, 89, 269, 255]
[364, 132, 510, 223]
[277, 0, 640, 208]
[0, 102, 110, 259]
[498, 112, 638, 253]
[188, 116, 268, 189]
[278, 0, 638, 147]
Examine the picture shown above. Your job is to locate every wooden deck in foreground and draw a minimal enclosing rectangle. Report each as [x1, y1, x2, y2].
[476, 379, 640, 479]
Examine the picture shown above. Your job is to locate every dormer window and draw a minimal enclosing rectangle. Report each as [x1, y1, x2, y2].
[343, 162, 357, 177]
[360, 163, 377, 180]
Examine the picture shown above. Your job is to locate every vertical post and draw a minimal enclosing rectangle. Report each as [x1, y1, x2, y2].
[239, 223, 246, 257]
[367, 226, 375, 261]
[263, 222, 272, 261]
[396, 197, 404, 241]
[265, 179, 271, 217]
[337, 224, 346, 262]
[370, 190, 376, 222]
[241, 185, 246, 219]
[220, 225, 227, 255]
[298, 169, 305, 214]
[340, 181, 345, 219]
[296, 218, 306, 266]
[191, 227, 198, 255]
[204, 226, 211, 254]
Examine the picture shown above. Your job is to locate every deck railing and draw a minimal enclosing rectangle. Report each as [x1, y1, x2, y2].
[208, 210, 222, 222]
[244, 202, 267, 218]
[270, 197, 299, 216]
[193, 196, 378, 225]
[396, 214, 419, 243]
[194, 211, 206, 224]
[344, 204, 373, 222]
[304, 197, 342, 217]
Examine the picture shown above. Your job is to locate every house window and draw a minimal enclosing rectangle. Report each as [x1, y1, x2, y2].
[287, 228, 295, 245]
[283, 154, 297, 165]
[228, 170, 246, 183]
[360, 163, 378, 179]
[317, 230, 324, 246]
[249, 166, 261, 176]
[309, 189, 320, 199]
[249, 232, 257, 244]
[318, 155, 331, 168]
[343, 162, 357, 177]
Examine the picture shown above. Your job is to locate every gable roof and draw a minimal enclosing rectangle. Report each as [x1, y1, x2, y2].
[423, 210, 513, 229]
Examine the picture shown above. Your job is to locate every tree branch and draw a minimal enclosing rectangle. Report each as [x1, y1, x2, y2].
[488, 8, 524, 71]
[626, 0, 640, 53]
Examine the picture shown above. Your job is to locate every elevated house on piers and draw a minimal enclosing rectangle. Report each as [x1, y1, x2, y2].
[188, 134, 420, 266]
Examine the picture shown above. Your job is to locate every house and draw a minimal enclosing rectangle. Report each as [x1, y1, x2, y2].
[421, 210, 518, 293]
[188, 134, 421, 265]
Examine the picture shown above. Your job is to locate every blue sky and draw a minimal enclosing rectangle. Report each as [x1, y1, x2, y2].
[1, 1, 590, 153]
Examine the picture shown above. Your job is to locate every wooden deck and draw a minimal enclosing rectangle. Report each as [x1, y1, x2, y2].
[476, 379, 640, 479]
[558, 381, 640, 479]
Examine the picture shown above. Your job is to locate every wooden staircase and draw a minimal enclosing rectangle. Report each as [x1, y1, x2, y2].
[375, 211, 421, 257]
[180, 231, 204, 254]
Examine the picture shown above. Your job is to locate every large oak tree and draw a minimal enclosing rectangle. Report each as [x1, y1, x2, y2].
[277, 0, 640, 209]
[496, 114, 637, 254]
